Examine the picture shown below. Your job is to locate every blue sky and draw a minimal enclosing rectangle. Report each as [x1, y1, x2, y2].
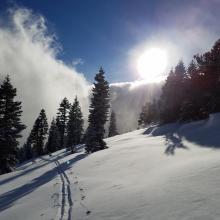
[0, 0, 220, 83]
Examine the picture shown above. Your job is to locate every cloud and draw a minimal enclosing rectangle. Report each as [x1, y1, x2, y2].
[72, 58, 84, 67]
[0, 7, 90, 144]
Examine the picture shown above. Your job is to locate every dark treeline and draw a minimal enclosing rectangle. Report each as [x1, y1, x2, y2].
[139, 39, 220, 127]
[0, 67, 118, 174]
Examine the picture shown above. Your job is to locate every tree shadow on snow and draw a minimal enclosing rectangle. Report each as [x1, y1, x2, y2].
[144, 115, 220, 155]
[0, 151, 65, 187]
[0, 152, 87, 212]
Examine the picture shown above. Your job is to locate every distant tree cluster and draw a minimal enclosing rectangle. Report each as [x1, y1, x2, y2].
[0, 67, 119, 174]
[138, 39, 220, 126]
[22, 96, 84, 159]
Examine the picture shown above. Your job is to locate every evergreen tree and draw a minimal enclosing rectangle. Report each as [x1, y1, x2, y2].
[56, 97, 71, 149]
[194, 39, 220, 113]
[55, 116, 62, 149]
[85, 67, 110, 153]
[30, 109, 48, 156]
[0, 75, 26, 174]
[179, 60, 208, 121]
[67, 97, 84, 153]
[157, 39, 220, 124]
[159, 61, 186, 123]
[23, 139, 33, 160]
[46, 118, 61, 153]
[17, 146, 25, 163]
[108, 111, 118, 137]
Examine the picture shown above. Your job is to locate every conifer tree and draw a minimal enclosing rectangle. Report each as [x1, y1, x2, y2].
[160, 61, 186, 123]
[23, 140, 33, 160]
[56, 97, 71, 148]
[30, 109, 48, 156]
[194, 39, 220, 113]
[46, 118, 61, 153]
[17, 146, 26, 163]
[0, 75, 26, 174]
[85, 67, 110, 153]
[179, 60, 208, 121]
[157, 39, 220, 124]
[55, 116, 62, 149]
[108, 111, 118, 137]
[67, 97, 84, 153]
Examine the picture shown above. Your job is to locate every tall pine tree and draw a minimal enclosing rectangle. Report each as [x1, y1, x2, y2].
[108, 111, 118, 137]
[0, 75, 26, 174]
[30, 109, 48, 156]
[67, 97, 84, 153]
[56, 97, 71, 149]
[85, 67, 110, 153]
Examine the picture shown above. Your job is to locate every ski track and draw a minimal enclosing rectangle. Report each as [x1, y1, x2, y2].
[54, 160, 73, 220]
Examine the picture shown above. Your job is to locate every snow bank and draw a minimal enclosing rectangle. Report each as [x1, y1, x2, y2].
[1, 114, 220, 220]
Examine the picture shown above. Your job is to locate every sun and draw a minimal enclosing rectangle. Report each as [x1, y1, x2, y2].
[137, 48, 168, 82]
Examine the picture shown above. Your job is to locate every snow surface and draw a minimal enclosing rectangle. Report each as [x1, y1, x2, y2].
[1, 114, 220, 220]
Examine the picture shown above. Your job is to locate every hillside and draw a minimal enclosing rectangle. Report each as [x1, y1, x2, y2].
[1, 114, 220, 220]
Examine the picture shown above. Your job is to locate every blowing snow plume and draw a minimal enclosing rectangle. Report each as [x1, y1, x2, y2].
[0, 8, 90, 142]
[110, 81, 162, 133]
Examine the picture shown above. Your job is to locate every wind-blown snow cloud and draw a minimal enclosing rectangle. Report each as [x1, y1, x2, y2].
[0, 8, 90, 143]
[110, 81, 162, 133]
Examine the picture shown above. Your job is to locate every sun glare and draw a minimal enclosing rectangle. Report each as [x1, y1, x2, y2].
[137, 48, 168, 82]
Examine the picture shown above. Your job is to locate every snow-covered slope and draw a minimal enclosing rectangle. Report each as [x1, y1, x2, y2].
[1, 114, 220, 220]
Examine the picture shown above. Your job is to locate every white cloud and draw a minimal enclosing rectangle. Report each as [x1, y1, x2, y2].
[72, 58, 84, 67]
[0, 8, 90, 144]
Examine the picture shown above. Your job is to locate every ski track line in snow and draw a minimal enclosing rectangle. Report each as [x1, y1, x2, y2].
[54, 159, 73, 220]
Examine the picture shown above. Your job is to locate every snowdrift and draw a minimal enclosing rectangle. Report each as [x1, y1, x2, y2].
[1, 114, 220, 220]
